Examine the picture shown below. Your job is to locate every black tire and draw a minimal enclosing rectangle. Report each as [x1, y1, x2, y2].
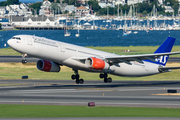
[104, 78, 108, 83]
[79, 79, 84, 84]
[22, 60, 27, 64]
[76, 79, 79, 84]
[99, 73, 104, 79]
[107, 77, 112, 83]
[71, 74, 76, 80]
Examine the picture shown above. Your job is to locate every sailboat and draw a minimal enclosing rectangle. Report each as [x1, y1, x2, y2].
[75, 21, 80, 37]
[123, 12, 129, 36]
[64, 18, 71, 37]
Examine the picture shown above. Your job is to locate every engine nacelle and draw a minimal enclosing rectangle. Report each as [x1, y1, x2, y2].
[36, 59, 60, 72]
[85, 57, 109, 70]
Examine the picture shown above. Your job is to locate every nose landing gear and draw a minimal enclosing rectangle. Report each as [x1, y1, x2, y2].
[99, 73, 112, 83]
[22, 54, 27, 64]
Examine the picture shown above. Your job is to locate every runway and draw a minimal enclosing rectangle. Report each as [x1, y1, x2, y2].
[0, 80, 180, 108]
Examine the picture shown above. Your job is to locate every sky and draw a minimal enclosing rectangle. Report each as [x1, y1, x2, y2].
[0, 0, 43, 3]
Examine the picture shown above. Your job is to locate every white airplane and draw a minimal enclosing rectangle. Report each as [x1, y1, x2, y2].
[7, 35, 180, 84]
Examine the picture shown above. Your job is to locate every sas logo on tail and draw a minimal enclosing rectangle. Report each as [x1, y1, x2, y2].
[155, 55, 168, 64]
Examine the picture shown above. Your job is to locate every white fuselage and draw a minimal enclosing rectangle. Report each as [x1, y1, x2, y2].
[7, 35, 160, 77]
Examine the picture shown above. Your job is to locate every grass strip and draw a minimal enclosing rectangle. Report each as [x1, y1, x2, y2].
[1, 62, 180, 80]
[0, 104, 180, 118]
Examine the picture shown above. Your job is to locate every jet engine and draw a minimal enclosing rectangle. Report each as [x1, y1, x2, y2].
[36, 59, 60, 72]
[85, 57, 109, 70]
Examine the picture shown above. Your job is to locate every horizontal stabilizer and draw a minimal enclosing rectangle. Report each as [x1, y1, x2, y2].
[158, 66, 180, 72]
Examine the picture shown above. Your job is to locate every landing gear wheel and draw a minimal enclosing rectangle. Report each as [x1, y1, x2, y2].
[107, 77, 112, 83]
[22, 60, 27, 64]
[99, 73, 104, 79]
[104, 78, 108, 83]
[76, 79, 79, 84]
[72, 69, 84, 84]
[71, 74, 76, 80]
[79, 79, 84, 84]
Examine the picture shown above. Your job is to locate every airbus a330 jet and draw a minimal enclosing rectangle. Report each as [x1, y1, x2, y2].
[7, 35, 180, 84]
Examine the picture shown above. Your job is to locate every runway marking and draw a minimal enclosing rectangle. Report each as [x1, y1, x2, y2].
[118, 87, 180, 92]
[77, 88, 114, 91]
[152, 93, 180, 96]
[11, 89, 105, 94]
[15, 94, 180, 99]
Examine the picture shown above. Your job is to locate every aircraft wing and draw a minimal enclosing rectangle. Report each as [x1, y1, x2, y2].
[105, 51, 180, 63]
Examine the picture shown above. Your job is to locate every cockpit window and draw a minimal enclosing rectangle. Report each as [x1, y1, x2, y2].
[12, 37, 21, 40]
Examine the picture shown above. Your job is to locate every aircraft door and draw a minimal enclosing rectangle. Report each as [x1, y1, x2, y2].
[144, 62, 149, 71]
[59, 43, 65, 52]
[27, 37, 33, 45]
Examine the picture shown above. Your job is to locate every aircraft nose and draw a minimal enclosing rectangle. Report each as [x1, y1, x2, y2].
[7, 39, 13, 47]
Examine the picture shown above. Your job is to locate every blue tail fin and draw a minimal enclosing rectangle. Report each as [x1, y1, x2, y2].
[153, 37, 175, 66]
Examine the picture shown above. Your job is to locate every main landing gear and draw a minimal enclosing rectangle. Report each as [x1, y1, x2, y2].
[99, 73, 112, 83]
[22, 54, 27, 64]
[71, 69, 84, 84]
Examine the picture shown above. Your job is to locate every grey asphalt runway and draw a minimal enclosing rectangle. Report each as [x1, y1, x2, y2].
[0, 56, 39, 62]
[0, 56, 179, 63]
[0, 80, 180, 108]
[1, 56, 180, 119]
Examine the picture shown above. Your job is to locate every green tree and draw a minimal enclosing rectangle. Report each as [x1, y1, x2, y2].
[0, 23, 2, 29]
[165, 0, 179, 15]
[63, 0, 80, 7]
[29, 2, 42, 15]
[0, 1, 8, 6]
[142, 10, 147, 15]
[7, 0, 19, 4]
[0, 0, 19, 6]
[50, 3, 61, 14]
[64, 10, 69, 14]
[88, 0, 101, 12]
[43, 0, 54, 2]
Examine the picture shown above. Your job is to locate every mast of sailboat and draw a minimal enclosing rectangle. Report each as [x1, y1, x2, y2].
[124, 11, 126, 32]
[117, 1, 119, 18]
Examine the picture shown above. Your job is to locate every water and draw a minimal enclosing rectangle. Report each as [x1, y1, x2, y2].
[0, 30, 180, 49]
[0, 19, 180, 48]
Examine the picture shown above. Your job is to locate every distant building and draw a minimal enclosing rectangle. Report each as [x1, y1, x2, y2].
[39, 0, 51, 16]
[65, 5, 75, 14]
[75, 5, 90, 18]
[115, 0, 125, 6]
[165, 6, 174, 13]
[0, 7, 6, 15]
[127, 0, 143, 5]
[3, 3, 32, 16]
[11, 15, 61, 27]
[98, 0, 115, 8]
[59, 3, 68, 13]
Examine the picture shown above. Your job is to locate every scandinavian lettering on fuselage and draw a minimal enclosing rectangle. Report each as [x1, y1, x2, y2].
[34, 37, 58, 47]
